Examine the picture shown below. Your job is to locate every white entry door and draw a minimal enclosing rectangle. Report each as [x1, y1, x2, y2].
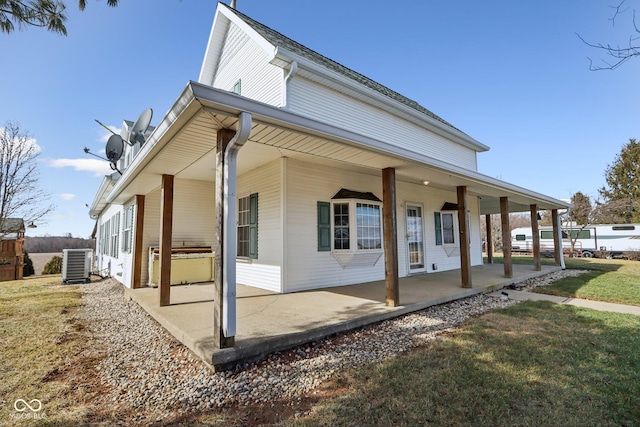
[406, 204, 425, 272]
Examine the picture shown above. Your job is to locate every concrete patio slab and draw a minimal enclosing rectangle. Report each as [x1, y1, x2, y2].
[124, 263, 560, 369]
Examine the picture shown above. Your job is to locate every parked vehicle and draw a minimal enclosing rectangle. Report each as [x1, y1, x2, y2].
[511, 224, 640, 258]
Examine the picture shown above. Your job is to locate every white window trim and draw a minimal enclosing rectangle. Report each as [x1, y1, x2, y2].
[330, 199, 384, 254]
[441, 211, 459, 247]
[405, 202, 427, 273]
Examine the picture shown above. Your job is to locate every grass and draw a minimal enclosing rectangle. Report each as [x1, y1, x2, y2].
[1, 260, 639, 426]
[488, 255, 640, 306]
[292, 301, 640, 427]
[0, 275, 89, 426]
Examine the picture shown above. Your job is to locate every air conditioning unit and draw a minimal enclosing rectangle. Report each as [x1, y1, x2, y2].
[62, 249, 93, 284]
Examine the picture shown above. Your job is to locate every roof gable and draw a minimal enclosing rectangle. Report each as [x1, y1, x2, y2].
[200, 3, 483, 145]
[222, 4, 461, 133]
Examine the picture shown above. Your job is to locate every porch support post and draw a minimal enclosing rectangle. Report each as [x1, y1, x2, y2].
[500, 196, 513, 278]
[159, 174, 174, 307]
[530, 204, 541, 271]
[382, 167, 399, 307]
[214, 128, 236, 349]
[132, 194, 145, 289]
[457, 186, 472, 288]
[485, 214, 493, 264]
[552, 209, 562, 266]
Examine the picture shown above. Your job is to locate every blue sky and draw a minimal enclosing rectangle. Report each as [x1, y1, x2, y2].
[2, 0, 639, 237]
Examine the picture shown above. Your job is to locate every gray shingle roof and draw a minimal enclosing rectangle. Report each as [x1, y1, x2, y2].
[225, 5, 462, 133]
[0, 218, 24, 233]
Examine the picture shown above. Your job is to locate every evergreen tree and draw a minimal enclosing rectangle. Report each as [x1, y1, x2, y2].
[23, 251, 34, 277]
[598, 138, 640, 223]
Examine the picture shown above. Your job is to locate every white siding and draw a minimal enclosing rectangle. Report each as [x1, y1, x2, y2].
[284, 160, 483, 292]
[140, 179, 216, 287]
[212, 22, 283, 106]
[236, 159, 283, 292]
[396, 181, 483, 275]
[284, 160, 385, 292]
[288, 76, 478, 171]
[96, 203, 125, 285]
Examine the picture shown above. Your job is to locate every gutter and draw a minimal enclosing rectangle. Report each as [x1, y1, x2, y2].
[223, 111, 252, 338]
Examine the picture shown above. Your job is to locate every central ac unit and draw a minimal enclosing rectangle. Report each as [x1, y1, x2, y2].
[62, 249, 93, 284]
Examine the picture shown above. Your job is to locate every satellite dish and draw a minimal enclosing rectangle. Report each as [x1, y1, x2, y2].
[129, 108, 153, 145]
[106, 134, 124, 163]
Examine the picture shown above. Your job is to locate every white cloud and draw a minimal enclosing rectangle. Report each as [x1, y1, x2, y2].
[0, 125, 42, 154]
[60, 193, 76, 201]
[98, 125, 119, 143]
[45, 158, 112, 177]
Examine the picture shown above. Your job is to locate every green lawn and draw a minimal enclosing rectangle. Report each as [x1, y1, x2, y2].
[488, 255, 640, 306]
[292, 302, 640, 427]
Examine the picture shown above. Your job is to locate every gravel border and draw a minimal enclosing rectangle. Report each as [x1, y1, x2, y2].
[78, 270, 582, 421]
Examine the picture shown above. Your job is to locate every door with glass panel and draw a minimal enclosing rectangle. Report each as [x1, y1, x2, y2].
[406, 204, 425, 271]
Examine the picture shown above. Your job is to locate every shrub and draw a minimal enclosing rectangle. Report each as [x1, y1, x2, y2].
[23, 252, 35, 277]
[42, 256, 62, 275]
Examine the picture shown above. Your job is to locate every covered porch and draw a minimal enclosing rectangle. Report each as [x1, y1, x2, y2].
[124, 262, 561, 369]
[98, 81, 570, 352]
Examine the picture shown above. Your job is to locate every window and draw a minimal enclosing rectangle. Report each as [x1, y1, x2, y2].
[122, 204, 134, 253]
[434, 212, 456, 246]
[233, 79, 242, 95]
[328, 200, 382, 252]
[237, 193, 258, 259]
[442, 213, 455, 244]
[110, 213, 120, 258]
[333, 203, 350, 250]
[515, 234, 526, 241]
[356, 203, 382, 250]
[613, 225, 635, 231]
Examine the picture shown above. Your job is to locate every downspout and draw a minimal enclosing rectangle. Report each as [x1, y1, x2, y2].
[282, 60, 298, 109]
[223, 111, 252, 337]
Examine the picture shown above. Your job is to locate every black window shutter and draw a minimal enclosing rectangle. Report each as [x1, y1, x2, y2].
[317, 201, 331, 251]
[249, 193, 258, 259]
[434, 212, 443, 246]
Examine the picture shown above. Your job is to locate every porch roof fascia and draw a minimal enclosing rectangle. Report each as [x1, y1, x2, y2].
[89, 175, 117, 219]
[105, 81, 569, 213]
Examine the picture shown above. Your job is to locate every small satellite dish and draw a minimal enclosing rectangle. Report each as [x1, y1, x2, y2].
[129, 108, 153, 145]
[106, 134, 124, 163]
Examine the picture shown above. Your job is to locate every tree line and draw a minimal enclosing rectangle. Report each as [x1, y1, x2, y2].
[24, 236, 95, 253]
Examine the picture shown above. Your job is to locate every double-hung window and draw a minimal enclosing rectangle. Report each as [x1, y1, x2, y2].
[435, 211, 457, 246]
[122, 204, 134, 253]
[110, 213, 120, 258]
[237, 193, 258, 259]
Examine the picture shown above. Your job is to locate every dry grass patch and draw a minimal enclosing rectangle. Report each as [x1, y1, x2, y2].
[0, 275, 100, 426]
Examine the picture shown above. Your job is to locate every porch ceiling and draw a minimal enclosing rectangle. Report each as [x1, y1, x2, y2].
[107, 82, 568, 215]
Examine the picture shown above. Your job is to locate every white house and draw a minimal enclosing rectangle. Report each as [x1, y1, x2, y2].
[89, 2, 568, 346]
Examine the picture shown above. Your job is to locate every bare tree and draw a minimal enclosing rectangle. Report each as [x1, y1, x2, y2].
[578, 0, 640, 70]
[0, 121, 54, 231]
